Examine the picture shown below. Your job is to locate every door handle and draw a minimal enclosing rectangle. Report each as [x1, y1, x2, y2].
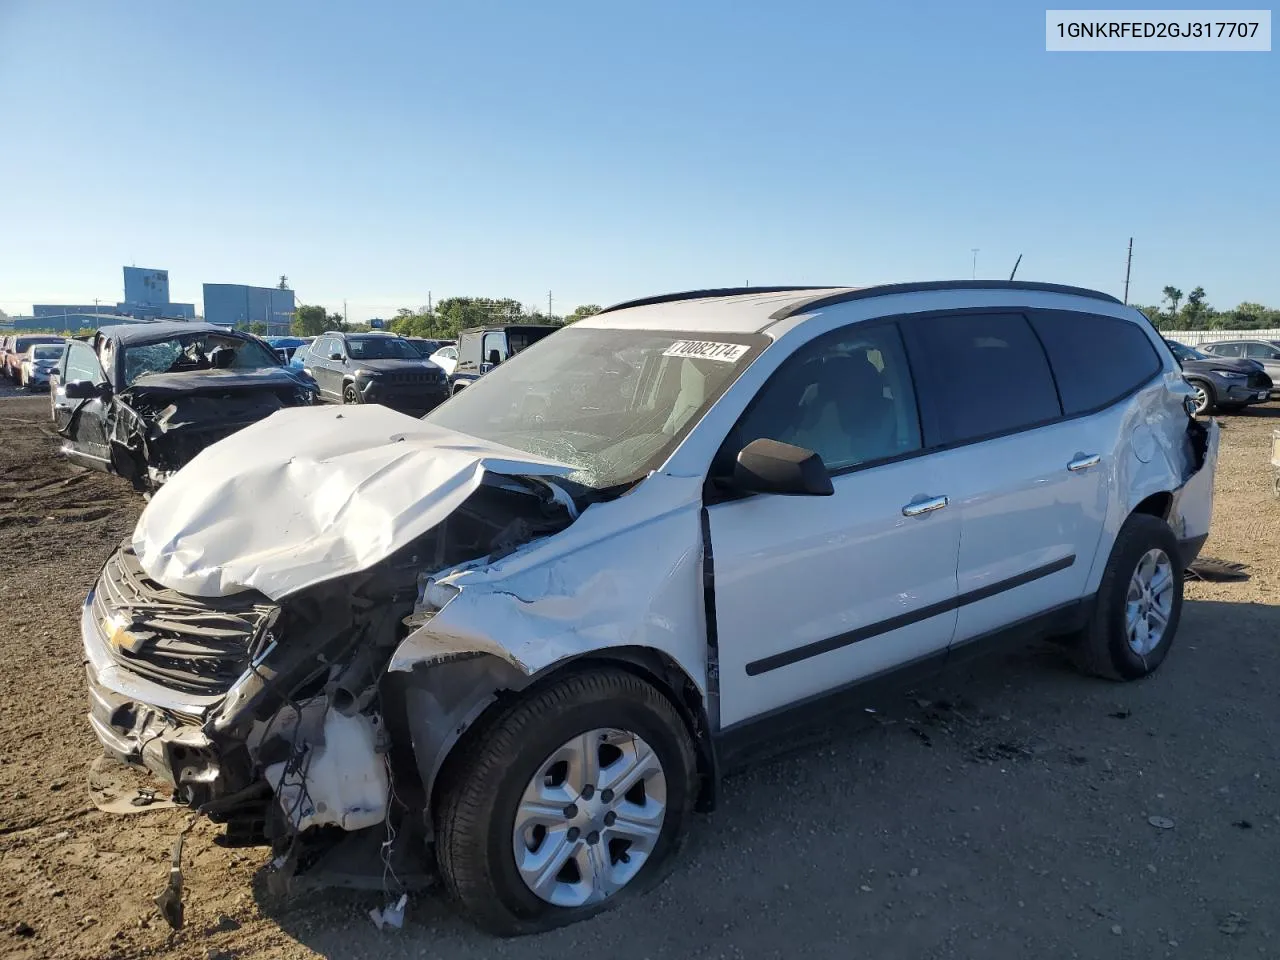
[1067, 454, 1101, 472]
[902, 495, 948, 517]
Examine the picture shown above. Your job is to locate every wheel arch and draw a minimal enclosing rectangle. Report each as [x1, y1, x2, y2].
[406, 645, 719, 836]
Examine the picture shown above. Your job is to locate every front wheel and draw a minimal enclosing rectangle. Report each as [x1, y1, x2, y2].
[1071, 513, 1183, 681]
[434, 668, 697, 936]
[342, 382, 361, 405]
[1186, 378, 1216, 415]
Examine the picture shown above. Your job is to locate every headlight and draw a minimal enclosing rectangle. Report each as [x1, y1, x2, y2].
[1211, 370, 1246, 379]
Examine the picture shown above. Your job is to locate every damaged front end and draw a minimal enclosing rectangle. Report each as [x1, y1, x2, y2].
[83, 475, 575, 867]
[107, 381, 316, 491]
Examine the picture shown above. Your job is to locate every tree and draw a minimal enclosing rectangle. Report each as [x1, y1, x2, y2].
[248, 321, 269, 335]
[564, 304, 603, 324]
[1161, 286, 1183, 319]
[292, 304, 347, 336]
[1178, 286, 1210, 329]
[0, 307, 9, 323]
[1136, 304, 1164, 327]
[278, 275, 290, 290]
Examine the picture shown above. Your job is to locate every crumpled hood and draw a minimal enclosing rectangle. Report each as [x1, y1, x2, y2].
[133, 405, 575, 600]
[124, 367, 311, 397]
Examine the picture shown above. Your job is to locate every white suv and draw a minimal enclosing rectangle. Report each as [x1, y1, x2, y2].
[84, 282, 1218, 935]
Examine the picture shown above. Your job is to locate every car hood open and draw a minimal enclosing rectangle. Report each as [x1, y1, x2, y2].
[133, 405, 576, 600]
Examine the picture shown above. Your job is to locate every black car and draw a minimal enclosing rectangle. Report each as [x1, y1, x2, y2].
[1163, 338, 1273, 414]
[450, 324, 559, 393]
[52, 322, 318, 491]
[301, 331, 449, 414]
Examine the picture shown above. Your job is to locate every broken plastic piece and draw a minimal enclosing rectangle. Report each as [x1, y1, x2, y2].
[369, 893, 407, 930]
[154, 834, 185, 931]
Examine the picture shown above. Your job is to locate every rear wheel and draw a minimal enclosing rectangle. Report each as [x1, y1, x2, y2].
[434, 667, 697, 936]
[1186, 377, 1216, 415]
[1071, 513, 1183, 681]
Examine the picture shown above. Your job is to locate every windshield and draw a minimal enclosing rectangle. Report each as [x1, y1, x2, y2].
[123, 333, 281, 386]
[425, 327, 766, 489]
[347, 336, 419, 360]
[31, 345, 62, 360]
[1166, 340, 1206, 361]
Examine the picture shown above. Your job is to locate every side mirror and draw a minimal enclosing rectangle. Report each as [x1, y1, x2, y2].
[487, 349, 502, 366]
[64, 379, 107, 400]
[732, 438, 834, 496]
[329, 351, 344, 361]
[50, 368, 61, 377]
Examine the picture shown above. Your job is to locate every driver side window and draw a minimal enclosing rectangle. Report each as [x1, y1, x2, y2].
[64, 341, 106, 385]
[719, 323, 922, 475]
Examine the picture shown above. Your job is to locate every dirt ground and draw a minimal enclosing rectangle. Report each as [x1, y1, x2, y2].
[1, 383, 1277, 960]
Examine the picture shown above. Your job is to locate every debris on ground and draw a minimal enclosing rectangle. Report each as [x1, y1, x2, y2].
[369, 893, 408, 931]
[1218, 911, 1248, 935]
[1185, 558, 1250, 582]
[1147, 815, 1176, 830]
[154, 834, 186, 931]
[1107, 709, 1132, 720]
[1230, 819, 1253, 829]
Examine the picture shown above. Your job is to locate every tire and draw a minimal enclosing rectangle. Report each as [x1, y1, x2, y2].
[434, 667, 697, 936]
[452, 383, 466, 396]
[341, 382, 361, 405]
[1186, 377, 1216, 415]
[1071, 513, 1183, 681]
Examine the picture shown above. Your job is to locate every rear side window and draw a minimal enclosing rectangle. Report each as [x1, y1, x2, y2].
[1029, 311, 1161, 415]
[904, 312, 1061, 446]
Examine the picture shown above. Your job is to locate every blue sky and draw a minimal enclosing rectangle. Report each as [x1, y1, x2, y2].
[1, 1, 1276, 322]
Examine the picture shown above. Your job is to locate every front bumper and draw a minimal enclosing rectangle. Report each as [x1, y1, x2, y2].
[1223, 383, 1272, 404]
[358, 378, 450, 415]
[81, 594, 233, 805]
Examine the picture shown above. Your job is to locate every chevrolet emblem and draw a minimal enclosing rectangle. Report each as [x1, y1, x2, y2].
[101, 614, 147, 654]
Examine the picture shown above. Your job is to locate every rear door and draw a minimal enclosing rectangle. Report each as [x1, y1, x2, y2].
[901, 310, 1105, 645]
[307, 336, 339, 400]
[53, 340, 113, 470]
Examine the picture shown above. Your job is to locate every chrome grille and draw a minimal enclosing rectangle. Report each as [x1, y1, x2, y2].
[93, 546, 279, 695]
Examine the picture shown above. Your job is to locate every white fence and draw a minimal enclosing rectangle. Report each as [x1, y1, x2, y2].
[1161, 328, 1280, 346]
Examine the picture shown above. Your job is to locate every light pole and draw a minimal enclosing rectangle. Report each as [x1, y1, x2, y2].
[971, 248, 979, 279]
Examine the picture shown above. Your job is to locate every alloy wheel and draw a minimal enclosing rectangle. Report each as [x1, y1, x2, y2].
[1125, 548, 1174, 656]
[512, 728, 667, 908]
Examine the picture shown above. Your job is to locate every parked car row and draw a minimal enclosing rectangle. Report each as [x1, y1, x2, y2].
[50, 323, 319, 491]
[75, 281, 1220, 936]
[1, 334, 67, 388]
[1163, 338, 1275, 414]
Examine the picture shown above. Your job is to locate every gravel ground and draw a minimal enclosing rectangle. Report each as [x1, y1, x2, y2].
[1, 380, 1277, 960]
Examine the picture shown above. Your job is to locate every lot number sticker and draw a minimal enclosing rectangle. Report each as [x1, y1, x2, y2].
[663, 340, 750, 363]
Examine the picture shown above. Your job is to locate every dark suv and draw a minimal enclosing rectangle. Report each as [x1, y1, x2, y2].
[1163, 338, 1273, 414]
[450, 324, 559, 393]
[302, 331, 449, 415]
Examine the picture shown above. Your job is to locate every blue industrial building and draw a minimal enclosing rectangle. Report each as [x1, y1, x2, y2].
[203, 284, 295, 335]
[28, 266, 195, 325]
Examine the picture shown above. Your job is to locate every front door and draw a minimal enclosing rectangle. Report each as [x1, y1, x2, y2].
[53, 340, 113, 470]
[708, 322, 961, 728]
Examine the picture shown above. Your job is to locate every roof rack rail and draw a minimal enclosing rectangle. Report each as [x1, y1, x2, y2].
[769, 280, 1123, 320]
[597, 286, 841, 316]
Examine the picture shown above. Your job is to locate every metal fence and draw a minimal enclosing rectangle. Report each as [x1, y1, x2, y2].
[1161, 328, 1280, 346]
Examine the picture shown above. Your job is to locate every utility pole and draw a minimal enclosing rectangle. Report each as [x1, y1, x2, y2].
[93, 298, 100, 315]
[343, 299, 348, 326]
[428, 291, 432, 315]
[1123, 237, 1133, 305]
[971, 248, 980, 279]
[548, 290, 553, 320]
